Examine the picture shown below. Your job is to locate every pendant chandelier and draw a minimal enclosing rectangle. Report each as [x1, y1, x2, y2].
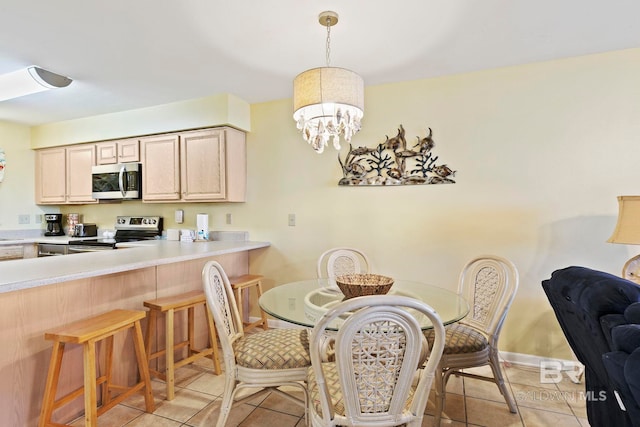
[293, 11, 364, 154]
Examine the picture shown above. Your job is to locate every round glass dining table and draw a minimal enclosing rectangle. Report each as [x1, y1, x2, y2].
[259, 278, 469, 330]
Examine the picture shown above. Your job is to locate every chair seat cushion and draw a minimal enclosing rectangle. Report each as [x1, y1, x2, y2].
[306, 362, 415, 418]
[234, 328, 311, 369]
[425, 324, 488, 354]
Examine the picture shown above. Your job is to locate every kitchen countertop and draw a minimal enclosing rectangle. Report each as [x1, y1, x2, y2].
[0, 235, 84, 245]
[0, 239, 270, 293]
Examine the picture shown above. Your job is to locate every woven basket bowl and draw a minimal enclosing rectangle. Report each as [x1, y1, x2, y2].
[335, 274, 394, 299]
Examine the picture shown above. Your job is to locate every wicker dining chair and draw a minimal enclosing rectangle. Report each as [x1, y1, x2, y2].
[202, 261, 311, 427]
[307, 295, 446, 427]
[316, 247, 371, 279]
[426, 255, 519, 425]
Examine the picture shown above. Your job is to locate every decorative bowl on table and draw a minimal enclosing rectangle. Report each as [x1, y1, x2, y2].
[335, 273, 394, 299]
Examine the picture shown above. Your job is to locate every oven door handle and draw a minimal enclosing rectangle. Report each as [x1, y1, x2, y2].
[118, 165, 126, 197]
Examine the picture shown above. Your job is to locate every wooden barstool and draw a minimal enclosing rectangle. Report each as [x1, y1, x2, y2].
[143, 290, 221, 400]
[39, 309, 155, 427]
[229, 274, 269, 331]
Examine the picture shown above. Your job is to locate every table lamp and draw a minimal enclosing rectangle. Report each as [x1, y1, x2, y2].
[608, 195, 640, 283]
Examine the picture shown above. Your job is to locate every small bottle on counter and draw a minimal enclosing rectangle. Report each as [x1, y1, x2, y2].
[67, 213, 79, 236]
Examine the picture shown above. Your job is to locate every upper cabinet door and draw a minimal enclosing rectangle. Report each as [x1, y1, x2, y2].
[35, 148, 66, 204]
[141, 133, 181, 201]
[66, 145, 96, 203]
[35, 145, 96, 204]
[95, 141, 118, 165]
[117, 139, 140, 163]
[96, 139, 140, 165]
[180, 129, 226, 201]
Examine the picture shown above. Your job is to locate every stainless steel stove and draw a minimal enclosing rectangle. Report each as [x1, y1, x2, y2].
[67, 216, 163, 253]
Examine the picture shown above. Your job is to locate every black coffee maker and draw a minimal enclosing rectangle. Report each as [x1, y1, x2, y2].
[44, 214, 64, 236]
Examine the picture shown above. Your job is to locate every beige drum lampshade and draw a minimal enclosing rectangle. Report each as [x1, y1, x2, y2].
[608, 196, 640, 244]
[293, 66, 364, 116]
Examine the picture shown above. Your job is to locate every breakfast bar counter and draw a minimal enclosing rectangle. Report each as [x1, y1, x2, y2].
[0, 239, 269, 426]
[0, 239, 270, 293]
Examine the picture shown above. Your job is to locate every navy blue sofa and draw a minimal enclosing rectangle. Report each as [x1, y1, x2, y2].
[542, 266, 640, 427]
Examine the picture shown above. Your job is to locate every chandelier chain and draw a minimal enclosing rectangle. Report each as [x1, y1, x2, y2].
[325, 16, 331, 67]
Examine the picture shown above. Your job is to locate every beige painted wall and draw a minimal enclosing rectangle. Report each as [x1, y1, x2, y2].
[30, 93, 251, 148]
[244, 47, 640, 359]
[3, 48, 640, 359]
[0, 121, 51, 230]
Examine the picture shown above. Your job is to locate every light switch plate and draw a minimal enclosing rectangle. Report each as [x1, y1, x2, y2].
[175, 209, 184, 223]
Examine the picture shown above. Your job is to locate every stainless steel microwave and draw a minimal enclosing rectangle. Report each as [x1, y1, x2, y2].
[91, 163, 142, 200]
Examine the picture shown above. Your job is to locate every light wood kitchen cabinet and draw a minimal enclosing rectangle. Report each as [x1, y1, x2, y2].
[66, 145, 96, 203]
[0, 245, 24, 261]
[35, 147, 66, 203]
[141, 127, 246, 202]
[35, 145, 97, 204]
[0, 243, 37, 261]
[23, 243, 37, 258]
[140, 133, 181, 201]
[96, 138, 140, 165]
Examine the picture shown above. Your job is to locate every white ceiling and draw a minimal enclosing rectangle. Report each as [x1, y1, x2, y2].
[0, 0, 639, 126]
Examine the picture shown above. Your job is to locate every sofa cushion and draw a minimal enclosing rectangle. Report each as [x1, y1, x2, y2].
[601, 314, 628, 349]
[625, 302, 640, 324]
[612, 325, 640, 354]
[625, 348, 640, 410]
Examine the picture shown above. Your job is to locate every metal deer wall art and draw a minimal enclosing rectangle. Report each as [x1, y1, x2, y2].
[338, 125, 456, 186]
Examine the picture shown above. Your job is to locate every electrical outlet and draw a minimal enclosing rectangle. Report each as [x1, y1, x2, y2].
[288, 213, 296, 227]
[35, 214, 43, 223]
[226, 213, 232, 225]
[18, 214, 30, 224]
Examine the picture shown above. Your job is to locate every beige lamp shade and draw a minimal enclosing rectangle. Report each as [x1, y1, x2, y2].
[292, 66, 364, 153]
[608, 196, 640, 244]
[293, 67, 364, 114]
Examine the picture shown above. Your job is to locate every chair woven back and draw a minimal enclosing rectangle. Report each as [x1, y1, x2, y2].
[458, 255, 519, 342]
[203, 261, 311, 427]
[202, 261, 244, 369]
[317, 247, 371, 279]
[309, 295, 445, 426]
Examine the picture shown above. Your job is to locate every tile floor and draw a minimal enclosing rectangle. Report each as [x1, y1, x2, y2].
[68, 357, 590, 427]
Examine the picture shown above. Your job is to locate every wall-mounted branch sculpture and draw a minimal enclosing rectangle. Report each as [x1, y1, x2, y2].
[338, 125, 456, 186]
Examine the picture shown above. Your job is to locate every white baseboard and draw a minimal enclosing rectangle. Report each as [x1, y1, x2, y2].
[499, 351, 579, 369]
